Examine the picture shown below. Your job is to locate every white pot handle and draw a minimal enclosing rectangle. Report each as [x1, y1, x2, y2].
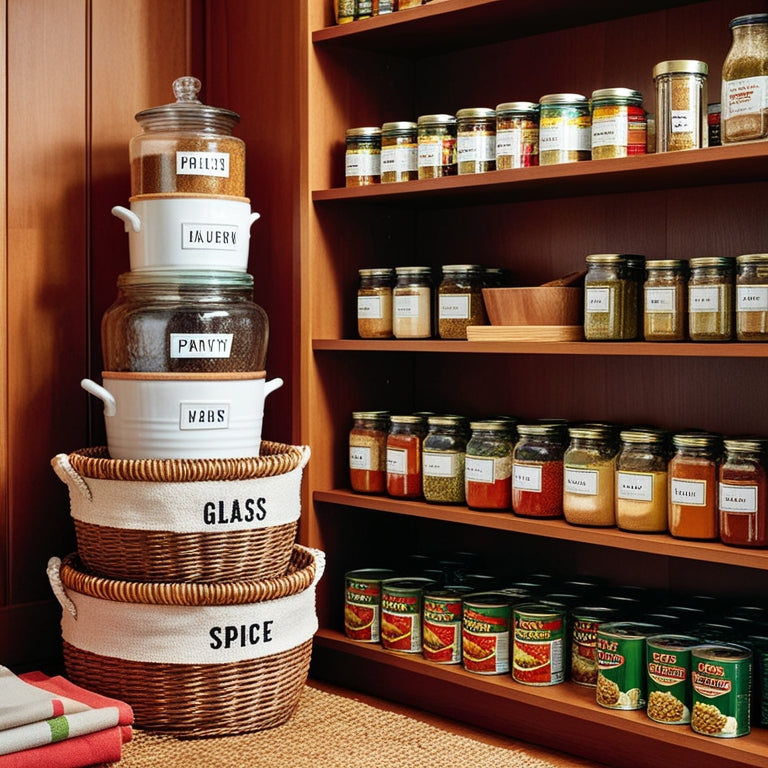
[81, 378, 117, 418]
[111, 205, 142, 233]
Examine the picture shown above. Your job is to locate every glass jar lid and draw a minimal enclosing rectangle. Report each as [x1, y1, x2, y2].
[456, 107, 496, 120]
[346, 127, 381, 139]
[729, 13, 768, 28]
[619, 428, 668, 444]
[586, 254, 627, 265]
[591, 87, 643, 104]
[469, 419, 513, 432]
[539, 93, 587, 105]
[496, 101, 539, 114]
[395, 266, 432, 276]
[652, 60, 709, 78]
[517, 423, 566, 437]
[381, 121, 417, 134]
[427, 415, 467, 428]
[672, 431, 721, 450]
[352, 410, 390, 421]
[646, 259, 688, 270]
[568, 425, 613, 441]
[417, 114, 457, 126]
[442, 264, 483, 275]
[390, 414, 425, 425]
[689, 257, 735, 269]
[359, 267, 394, 278]
[116, 269, 254, 289]
[736, 253, 768, 265]
[723, 436, 768, 453]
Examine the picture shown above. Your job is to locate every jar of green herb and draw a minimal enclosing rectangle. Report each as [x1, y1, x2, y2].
[423, 415, 468, 504]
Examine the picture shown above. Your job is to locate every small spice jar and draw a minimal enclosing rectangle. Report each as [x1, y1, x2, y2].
[357, 267, 394, 339]
[386, 415, 427, 499]
[736, 253, 768, 341]
[456, 108, 497, 174]
[422, 415, 468, 505]
[615, 429, 669, 533]
[688, 256, 735, 341]
[349, 411, 389, 494]
[345, 127, 381, 187]
[495, 101, 539, 169]
[437, 265, 487, 339]
[465, 420, 515, 510]
[590, 88, 647, 159]
[584, 254, 631, 340]
[652, 60, 708, 152]
[512, 423, 567, 518]
[668, 432, 721, 541]
[643, 259, 688, 341]
[381, 121, 418, 183]
[719, 437, 768, 547]
[538, 93, 591, 165]
[334, 0, 355, 24]
[417, 114, 457, 179]
[393, 266, 432, 338]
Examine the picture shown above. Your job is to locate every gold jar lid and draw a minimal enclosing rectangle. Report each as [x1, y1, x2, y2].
[672, 431, 721, 450]
[723, 437, 768, 453]
[586, 254, 627, 265]
[619, 428, 668, 444]
[470, 419, 514, 432]
[646, 259, 688, 270]
[359, 267, 394, 278]
[568, 425, 614, 441]
[689, 256, 735, 269]
[736, 253, 768, 265]
[346, 126, 381, 139]
[652, 59, 708, 78]
[352, 410, 389, 420]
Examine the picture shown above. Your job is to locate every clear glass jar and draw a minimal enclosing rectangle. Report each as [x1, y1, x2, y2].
[437, 264, 487, 339]
[719, 437, 768, 547]
[386, 415, 427, 499]
[625, 256, 645, 340]
[130, 76, 245, 197]
[538, 93, 591, 165]
[736, 253, 768, 341]
[349, 411, 389, 494]
[465, 420, 515, 510]
[590, 88, 647, 159]
[652, 60, 708, 152]
[512, 423, 567, 518]
[456, 108, 496, 174]
[101, 270, 269, 373]
[643, 259, 688, 341]
[345, 127, 381, 187]
[357, 267, 394, 339]
[495, 101, 539, 169]
[688, 256, 735, 341]
[417, 114, 457, 179]
[722, 14, 768, 143]
[393, 266, 432, 339]
[584, 254, 630, 340]
[380, 121, 418, 183]
[334, 0, 355, 24]
[423, 415, 468, 504]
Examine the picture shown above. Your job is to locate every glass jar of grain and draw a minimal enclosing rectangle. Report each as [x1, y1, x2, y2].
[652, 60, 708, 152]
[495, 101, 539, 169]
[437, 264, 488, 339]
[393, 266, 432, 338]
[456, 108, 497, 174]
[643, 259, 688, 341]
[584, 254, 631, 340]
[130, 76, 245, 197]
[538, 93, 591, 165]
[423, 415, 468, 504]
[590, 88, 647, 159]
[349, 411, 390, 494]
[417, 114, 457, 178]
[381, 121, 418, 183]
[688, 256, 734, 341]
[736, 253, 768, 341]
[357, 267, 394, 339]
[345, 127, 381, 187]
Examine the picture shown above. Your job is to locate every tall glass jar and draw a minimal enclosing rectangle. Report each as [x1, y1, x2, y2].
[495, 101, 539, 169]
[345, 127, 381, 187]
[386, 415, 427, 499]
[688, 256, 735, 341]
[643, 259, 688, 341]
[381, 121, 418, 183]
[538, 93, 591, 165]
[465, 420, 515, 510]
[357, 267, 394, 339]
[393, 266, 432, 339]
[590, 88, 647, 159]
[584, 254, 630, 340]
[437, 264, 487, 339]
[417, 114, 457, 179]
[719, 437, 768, 547]
[653, 60, 708, 152]
[736, 253, 768, 341]
[456, 108, 496, 174]
[423, 415, 468, 504]
[512, 423, 567, 518]
[349, 411, 389, 494]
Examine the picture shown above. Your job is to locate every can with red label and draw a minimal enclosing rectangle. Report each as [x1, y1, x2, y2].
[344, 569, 396, 643]
[512, 603, 566, 685]
[462, 592, 512, 674]
[646, 634, 700, 724]
[380, 577, 437, 653]
[422, 587, 471, 664]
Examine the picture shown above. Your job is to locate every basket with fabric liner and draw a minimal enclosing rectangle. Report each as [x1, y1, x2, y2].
[52, 441, 309, 583]
[48, 544, 323, 736]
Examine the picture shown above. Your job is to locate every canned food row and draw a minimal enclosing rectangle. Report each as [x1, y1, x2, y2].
[334, 0, 428, 25]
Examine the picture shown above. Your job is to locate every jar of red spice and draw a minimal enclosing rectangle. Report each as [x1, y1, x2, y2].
[719, 437, 768, 547]
[512, 423, 567, 518]
[349, 411, 389, 493]
[465, 420, 515, 510]
[386, 415, 427, 498]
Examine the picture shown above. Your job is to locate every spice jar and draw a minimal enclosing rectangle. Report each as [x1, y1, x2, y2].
[584, 254, 631, 340]
[334, 0, 355, 24]
[590, 88, 647, 159]
[652, 60, 708, 152]
[417, 114, 457, 179]
[393, 266, 432, 338]
[736, 253, 768, 341]
[437, 265, 487, 339]
[495, 101, 539, 169]
[643, 259, 688, 341]
[357, 267, 394, 339]
[465, 420, 515, 510]
[563, 425, 618, 527]
[719, 437, 768, 547]
[688, 256, 734, 341]
[668, 432, 721, 541]
[456, 108, 496, 174]
[722, 14, 768, 144]
[386, 415, 427, 498]
[345, 127, 381, 187]
[130, 76, 245, 197]
[422, 415, 468, 505]
[101, 270, 269, 373]
[538, 93, 591, 165]
[349, 411, 389, 494]
[512, 423, 567, 518]
[380, 121, 418, 183]
[615, 429, 669, 533]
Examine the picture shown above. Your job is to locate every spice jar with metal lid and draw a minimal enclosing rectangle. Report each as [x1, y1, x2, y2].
[538, 93, 591, 165]
[357, 267, 394, 339]
[417, 114, 457, 179]
[465, 420, 515, 510]
[495, 101, 539, 169]
[736, 253, 768, 340]
[349, 411, 389, 494]
[423, 415, 468, 505]
[719, 437, 768, 547]
[688, 256, 734, 341]
[722, 14, 768, 143]
[652, 60, 708, 152]
[456, 108, 496, 174]
[380, 121, 418, 183]
[345, 127, 381, 187]
[512, 423, 567, 518]
[130, 76, 245, 197]
[386, 415, 427, 499]
[393, 266, 432, 339]
[101, 270, 269, 373]
[437, 264, 487, 339]
[590, 88, 647, 159]
[644, 259, 688, 341]
[584, 254, 630, 340]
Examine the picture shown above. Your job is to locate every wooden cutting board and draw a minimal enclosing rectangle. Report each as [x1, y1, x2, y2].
[466, 325, 584, 342]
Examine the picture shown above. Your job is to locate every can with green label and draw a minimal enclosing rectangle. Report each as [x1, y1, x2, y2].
[462, 592, 512, 675]
[422, 587, 471, 664]
[380, 577, 438, 653]
[645, 634, 700, 724]
[344, 568, 396, 643]
[512, 602, 566, 686]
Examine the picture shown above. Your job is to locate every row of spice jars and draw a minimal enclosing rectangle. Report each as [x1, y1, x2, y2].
[334, 0, 428, 25]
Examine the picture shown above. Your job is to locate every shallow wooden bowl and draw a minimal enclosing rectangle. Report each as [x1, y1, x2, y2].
[482, 287, 583, 326]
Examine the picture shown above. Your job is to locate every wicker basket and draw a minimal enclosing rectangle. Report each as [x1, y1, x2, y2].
[48, 545, 324, 736]
[52, 441, 310, 582]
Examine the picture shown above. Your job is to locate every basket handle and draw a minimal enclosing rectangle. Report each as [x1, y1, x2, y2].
[51, 453, 93, 502]
[47, 556, 77, 618]
[305, 546, 325, 586]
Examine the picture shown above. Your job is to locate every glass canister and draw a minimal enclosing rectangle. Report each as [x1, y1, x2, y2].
[721, 14, 768, 143]
[393, 266, 432, 339]
[101, 270, 269, 373]
[437, 264, 488, 339]
[615, 429, 669, 533]
[538, 93, 591, 165]
[417, 114, 457, 179]
[345, 127, 381, 187]
[456, 108, 497, 174]
[643, 259, 688, 341]
[130, 76, 245, 197]
[652, 60, 708, 152]
[584, 254, 630, 340]
[381, 121, 418, 183]
[688, 256, 735, 341]
[736, 253, 768, 341]
[590, 88, 647, 159]
[668, 432, 721, 541]
[465, 420, 515, 510]
[349, 411, 389, 494]
[512, 423, 567, 518]
[386, 414, 427, 499]
[357, 267, 394, 339]
[495, 101, 539, 169]
[719, 437, 768, 547]
[422, 415, 468, 504]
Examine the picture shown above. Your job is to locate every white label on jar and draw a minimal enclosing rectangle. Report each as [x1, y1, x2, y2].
[496, 127, 521, 158]
[723, 76, 768, 118]
[564, 467, 598, 496]
[181, 223, 239, 251]
[418, 136, 443, 168]
[394, 293, 421, 318]
[585, 286, 612, 313]
[617, 471, 654, 502]
[671, 110, 694, 134]
[176, 151, 230, 177]
[719, 483, 758, 513]
[737, 285, 768, 311]
[179, 402, 230, 430]
[345, 151, 380, 178]
[540, 121, 590, 152]
[645, 287, 676, 312]
[423, 451, 457, 478]
[466, 456, 495, 483]
[689, 286, 721, 312]
[381, 145, 417, 174]
[439, 293, 470, 319]
[513, 462, 542, 492]
[457, 134, 496, 163]
[349, 445, 372, 471]
[170, 333, 234, 358]
[387, 447, 407, 474]
[670, 477, 706, 506]
[358, 295, 384, 319]
[591, 115, 627, 148]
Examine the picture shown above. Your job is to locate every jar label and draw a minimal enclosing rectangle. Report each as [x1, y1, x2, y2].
[540, 115, 591, 151]
[181, 223, 240, 250]
[358, 295, 384, 319]
[617, 471, 654, 502]
[671, 477, 707, 507]
[418, 136, 455, 168]
[179, 402, 230, 430]
[176, 151, 230, 177]
[585, 286, 612, 313]
[737, 285, 768, 311]
[690, 286, 721, 312]
[592, 109, 628, 148]
[646, 287, 677, 313]
[423, 451, 457, 478]
[457, 134, 496, 163]
[387, 447, 407, 474]
[466, 456, 495, 483]
[439, 293, 470, 319]
[513, 462, 542, 492]
[671, 110, 694, 135]
[381, 145, 418, 174]
[564, 467, 599, 496]
[394, 294, 421, 318]
[719, 483, 758, 513]
[723, 75, 768, 119]
[350, 445, 373, 471]
[170, 333, 233, 358]
[346, 151, 380, 177]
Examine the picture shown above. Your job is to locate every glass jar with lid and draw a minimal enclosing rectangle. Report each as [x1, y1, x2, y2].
[736, 253, 768, 340]
[465, 420, 515, 510]
[345, 127, 381, 187]
[688, 256, 735, 341]
[101, 270, 269, 373]
[643, 259, 688, 341]
[590, 88, 647, 159]
[349, 411, 389, 494]
[357, 267, 394, 339]
[437, 264, 488, 339]
[495, 101, 539, 169]
[652, 60, 708, 152]
[381, 121, 418, 183]
[423, 415, 468, 504]
[538, 93, 591, 165]
[417, 114, 457, 179]
[393, 266, 432, 339]
[386, 415, 427, 499]
[584, 254, 630, 340]
[719, 437, 768, 547]
[512, 423, 567, 518]
[456, 108, 497, 174]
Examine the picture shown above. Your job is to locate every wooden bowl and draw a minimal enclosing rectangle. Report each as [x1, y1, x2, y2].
[482, 287, 583, 326]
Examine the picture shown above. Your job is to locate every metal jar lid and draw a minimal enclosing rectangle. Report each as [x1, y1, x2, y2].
[395, 265, 432, 277]
[456, 107, 497, 121]
[442, 264, 483, 275]
[729, 13, 768, 28]
[689, 256, 735, 270]
[346, 126, 382, 139]
[586, 253, 627, 265]
[358, 267, 394, 278]
[723, 436, 768, 453]
[645, 259, 688, 270]
[591, 87, 643, 104]
[736, 253, 768, 265]
[672, 431, 721, 450]
[619, 428, 668, 444]
[539, 93, 588, 105]
[496, 101, 539, 114]
[417, 113, 457, 126]
[352, 410, 390, 421]
[381, 121, 417, 135]
[652, 59, 709, 78]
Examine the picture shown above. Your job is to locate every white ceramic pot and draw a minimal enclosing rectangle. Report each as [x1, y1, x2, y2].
[81, 372, 283, 459]
[112, 195, 260, 272]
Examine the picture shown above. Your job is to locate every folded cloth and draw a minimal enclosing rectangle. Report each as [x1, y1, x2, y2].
[0, 727, 126, 768]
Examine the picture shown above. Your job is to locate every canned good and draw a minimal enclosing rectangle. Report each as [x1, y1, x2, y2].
[422, 415, 468, 504]
[417, 114, 457, 179]
[380, 121, 418, 183]
[344, 569, 397, 642]
[357, 267, 394, 339]
[590, 88, 646, 159]
[349, 411, 389, 493]
[688, 256, 735, 341]
[736, 253, 768, 341]
[495, 101, 539, 169]
[345, 127, 381, 187]
[456, 107, 496, 174]
[380, 577, 438, 653]
[422, 587, 470, 664]
[653, 59, 709, 152]
[538, 93, 591, 165]
[386, 415, 427, 498]
[462, 593, 512, 675]
[465, 420, 514, 510]
[437, 264, 488, 339]
[646, 634, 700, 724]
[643, 259, 688, 341]
[512, 603, 566, 686]
[393, 266, 432, 339]
[570, 606, 621, 687]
